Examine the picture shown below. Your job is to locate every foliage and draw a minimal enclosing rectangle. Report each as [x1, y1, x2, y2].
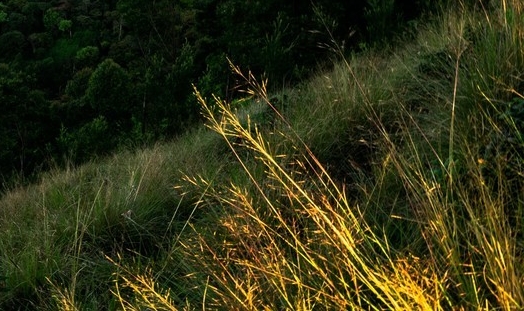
[65, 67, 93, 101]
[86, 59, 133, 124]
[0, 0, 435, 185]
[0, 9, 7, 23]
[0, 30, 26, 59]
[57, 116, 113, 163]
[75, 45, 100, 67]
[43, 9, 62, 31]
[365, 0, 396, 45]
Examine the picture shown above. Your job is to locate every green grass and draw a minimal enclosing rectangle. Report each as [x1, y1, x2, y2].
[1, 0, 524, 309]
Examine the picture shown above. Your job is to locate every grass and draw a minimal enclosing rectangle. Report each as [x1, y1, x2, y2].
[1, 0, 524, 309]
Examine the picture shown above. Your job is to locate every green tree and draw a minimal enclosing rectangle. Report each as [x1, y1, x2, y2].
[0, 30, 27, 59]
[58, 19, 72, 36]
[62, 67, 95, 125]
[137, 43, 198, 138]
[85, 58, 134, 127]
[43, 9, 62, 31]
[0, 5, 8, 24]
[57, 116, 113, 162]
[0, 63, 52, 178]
[74, 45, 99, 68]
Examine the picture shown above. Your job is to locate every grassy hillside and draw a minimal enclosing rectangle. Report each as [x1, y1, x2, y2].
[1, 1, 524, 309]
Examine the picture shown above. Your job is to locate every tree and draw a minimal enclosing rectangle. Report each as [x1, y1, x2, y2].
[0, 30, 27, 60]
[0, 63, 52, 178]
[85, 58, 134, 127]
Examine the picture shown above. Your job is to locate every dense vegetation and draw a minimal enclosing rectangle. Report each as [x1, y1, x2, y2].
[0, 0, 431, 188]
[2, 0, 524, 310]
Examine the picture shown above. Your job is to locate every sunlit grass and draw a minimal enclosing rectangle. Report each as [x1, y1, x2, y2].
[1, 0, 523, 309]
[179, 77, 445, 309]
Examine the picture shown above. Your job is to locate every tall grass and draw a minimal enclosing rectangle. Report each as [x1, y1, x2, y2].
[0, 131, 226, 309]
[168, 1, 522, 309]
[179, 80, 443, 309]
[1, 0, 524, 309]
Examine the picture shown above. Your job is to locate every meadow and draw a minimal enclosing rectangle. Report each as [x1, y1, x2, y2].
[1, 1, 523, 309]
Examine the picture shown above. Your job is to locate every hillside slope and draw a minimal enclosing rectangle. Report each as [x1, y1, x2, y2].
[1, 1, 524, 309]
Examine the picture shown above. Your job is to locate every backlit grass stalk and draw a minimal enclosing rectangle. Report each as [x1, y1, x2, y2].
[188, 67, 445, 309]
[108, 255, 179, 311]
